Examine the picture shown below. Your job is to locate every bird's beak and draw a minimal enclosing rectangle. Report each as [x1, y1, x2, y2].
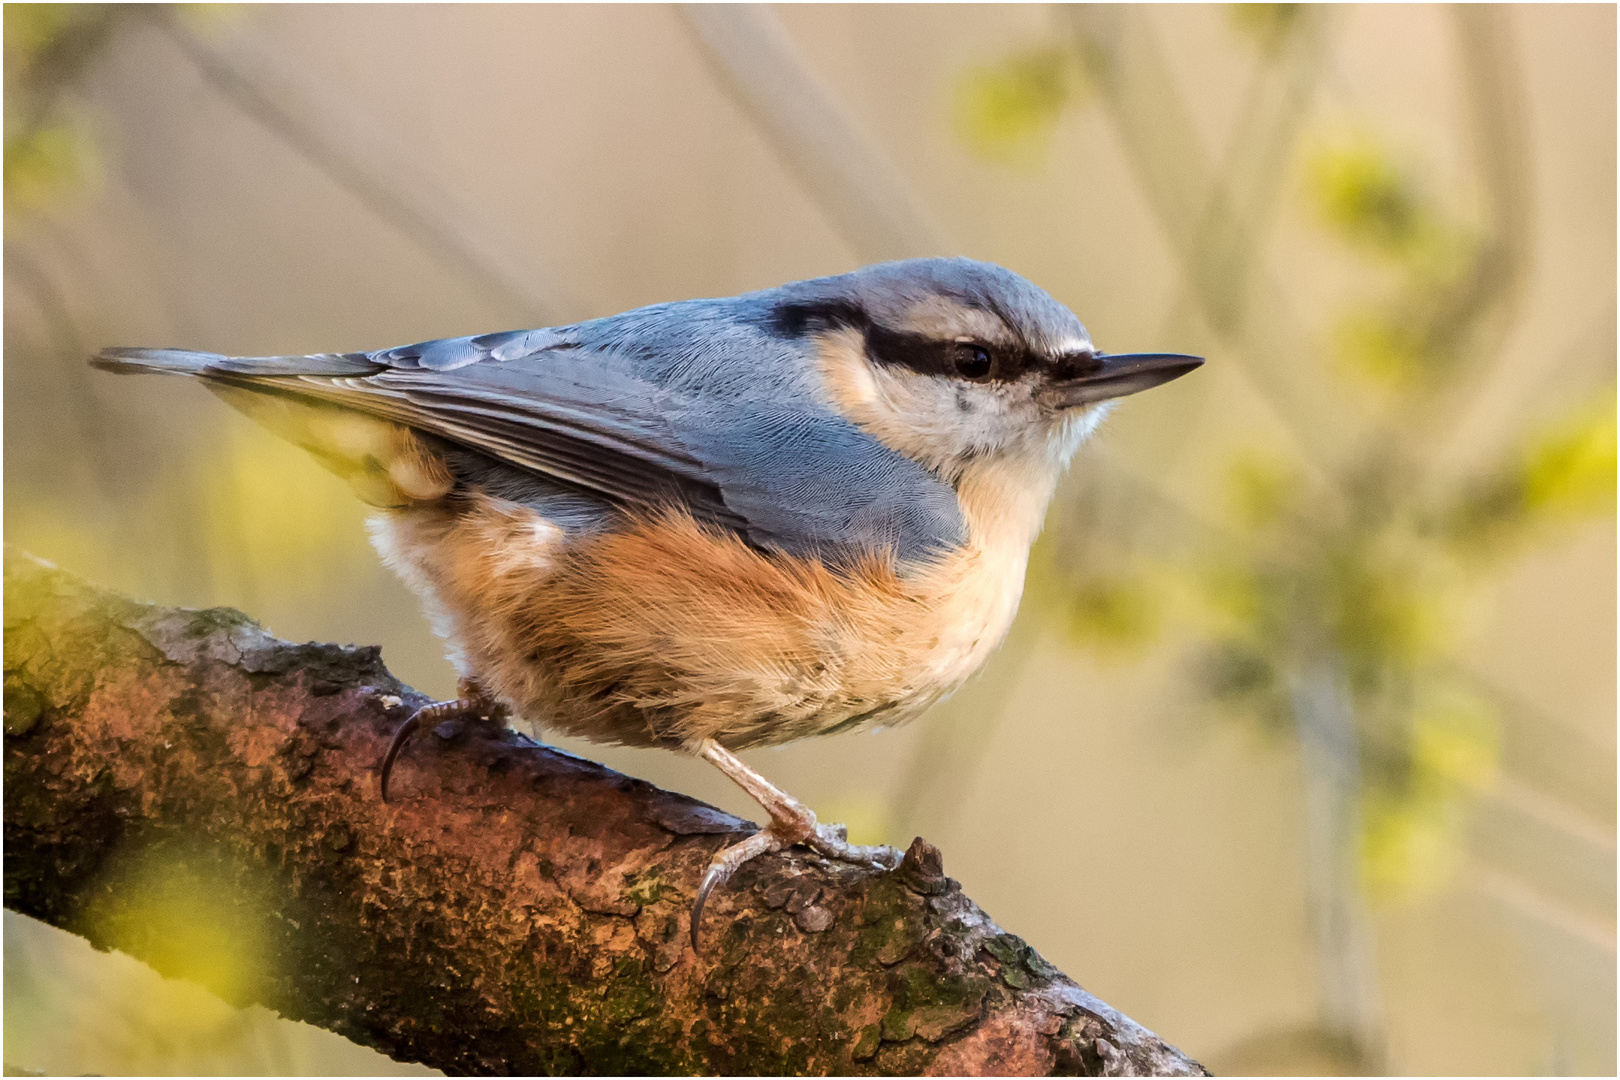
[1046, 352, 1204, 408]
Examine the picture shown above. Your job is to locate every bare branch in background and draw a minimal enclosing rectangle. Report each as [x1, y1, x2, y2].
[1092, 6, 1336, 535]
[4, 240, 85, 361]
[152, 9, 579, 326]
[1174, 7, 1336, 350]
[1288, 664, 1384, 1071]
[6, 6, 134, 132]
[0, 240, 126, 509]
[678, 4, 953, 262]
[1427, 5, 1539, 461]
[1062, 5, 1349, 468]
[1447, 660, 1617, 826]
[1451, 4, 1535, 336]
[3, 549, 1208, 1078]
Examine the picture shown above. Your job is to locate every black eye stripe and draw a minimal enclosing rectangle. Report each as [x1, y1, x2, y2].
[769, 299, 867, 337]
[867, 325, 1036, 383]
[866, 324, 955, 376]
[771, 299, 1039, 382]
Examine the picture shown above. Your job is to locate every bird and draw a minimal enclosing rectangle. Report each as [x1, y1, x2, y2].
[92, 257, 1201, 947]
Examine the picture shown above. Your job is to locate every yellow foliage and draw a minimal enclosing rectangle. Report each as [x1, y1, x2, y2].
[1226, 451, 1298, 529]
[1305, 135, 1427, 258]
[5, 122, 93, 211]
[1065, 573, 1161, 656]
[1361, 684, 1496, 900]
[1520, 394, 1617, 519]
[1411, 687, 1498, 792]
[1329, 539, 1453, 676]
[1200, 563, 1267, 631]
[1448, 390, 1617, 557]
[955, 47, 1083, 164]
[4, 4, 121, 212]
[1360, 787, 1464, 901]
[1332, 311, 1427, 391]
[3, 4, 84, 73]
[1308, 132, 1487, 396]
[173, 4, 249, 31]
[1226, 4, 1304, 57]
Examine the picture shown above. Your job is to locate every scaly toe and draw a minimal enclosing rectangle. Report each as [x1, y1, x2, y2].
[805, 822, 902, 869]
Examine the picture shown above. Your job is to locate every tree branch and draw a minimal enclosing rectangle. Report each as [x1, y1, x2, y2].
[2, 548, 1206, 1077]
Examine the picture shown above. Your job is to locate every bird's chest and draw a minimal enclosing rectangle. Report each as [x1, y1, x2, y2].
[372, 473, 1046, 749]
[873, 540, 1028, 712]
[787, 463, 1052, 736]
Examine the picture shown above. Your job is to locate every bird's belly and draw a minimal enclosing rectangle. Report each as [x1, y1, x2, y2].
[371, 495, 1027, 751]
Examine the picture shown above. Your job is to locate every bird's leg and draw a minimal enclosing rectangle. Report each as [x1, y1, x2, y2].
[690, 738, 899, 948]
[379, 677, 509, 802]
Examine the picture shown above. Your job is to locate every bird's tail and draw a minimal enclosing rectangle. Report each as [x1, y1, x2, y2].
[90, 347, 227, 376]
[88, 345, 452, 508]
[91, 346, 379, 378]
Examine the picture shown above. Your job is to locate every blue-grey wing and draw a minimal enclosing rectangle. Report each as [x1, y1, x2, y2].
[320, 356, 747, 533]
[94, 314, 966, 564]
[677, 405, 965, 564]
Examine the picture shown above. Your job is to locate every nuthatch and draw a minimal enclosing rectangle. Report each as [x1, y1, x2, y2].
[94, 257, 1201, 946]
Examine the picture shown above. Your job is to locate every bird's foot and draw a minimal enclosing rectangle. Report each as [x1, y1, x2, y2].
[691, 829, 792, 949]
[689, 747, 900, 949]
[379, 678, 508, 802]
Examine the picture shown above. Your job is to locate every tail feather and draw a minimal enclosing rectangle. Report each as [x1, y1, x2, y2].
[90, 347, 226, 375]
[91, 347, 380, 378]
[90, 345, 453, 508]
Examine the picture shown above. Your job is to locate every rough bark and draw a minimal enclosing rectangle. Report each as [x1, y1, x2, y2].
[2, 548, 1207, 1077]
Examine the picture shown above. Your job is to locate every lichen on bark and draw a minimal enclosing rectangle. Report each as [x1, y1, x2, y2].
[2, 547, 1207, 1076]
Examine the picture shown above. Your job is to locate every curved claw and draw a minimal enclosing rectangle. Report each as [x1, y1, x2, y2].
[689, 829, 786, 952]
[690, 863, 728, 952]
[378, 711, 423, 803]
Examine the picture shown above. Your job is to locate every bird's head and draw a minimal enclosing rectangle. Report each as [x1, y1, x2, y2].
[773, 257, 1201, 486]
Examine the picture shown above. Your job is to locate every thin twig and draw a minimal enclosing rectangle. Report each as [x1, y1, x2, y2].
[152, 9, 578, 326]
[1062, 6, 1348, 471]
[678, 4, 953, 263]
[1419, 6, 1536, 462]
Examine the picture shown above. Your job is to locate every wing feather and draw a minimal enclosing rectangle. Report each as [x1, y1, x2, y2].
[94, 313, 968, 563]
[200, 345, 750, 533]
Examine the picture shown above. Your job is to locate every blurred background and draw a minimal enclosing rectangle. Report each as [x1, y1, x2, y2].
[4, 4, 1613, 1075]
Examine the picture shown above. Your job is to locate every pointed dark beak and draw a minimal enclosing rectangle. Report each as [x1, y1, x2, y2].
[1047, 351, 1204, 408]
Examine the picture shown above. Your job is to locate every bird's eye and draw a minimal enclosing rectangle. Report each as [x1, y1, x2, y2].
[953, 344, 992, 380]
